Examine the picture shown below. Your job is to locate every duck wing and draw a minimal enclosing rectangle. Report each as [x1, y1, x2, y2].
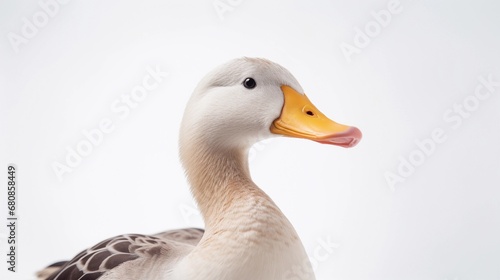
[39, 228, 204, 280]
[153, 227, 204, 246]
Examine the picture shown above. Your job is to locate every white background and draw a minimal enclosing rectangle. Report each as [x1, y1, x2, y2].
[1, 0, 500, 279]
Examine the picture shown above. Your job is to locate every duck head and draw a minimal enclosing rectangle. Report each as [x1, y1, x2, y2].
[180, 57, 361, 151]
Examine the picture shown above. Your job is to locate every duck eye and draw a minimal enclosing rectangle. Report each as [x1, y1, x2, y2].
[242, 77, 256, 89]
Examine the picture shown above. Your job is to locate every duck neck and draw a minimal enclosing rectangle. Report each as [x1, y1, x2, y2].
[181, 140, 279, 230]
[177, 135, 314, 279]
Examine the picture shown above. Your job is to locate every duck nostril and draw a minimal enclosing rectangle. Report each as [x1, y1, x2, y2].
[306, 111, 314, 116]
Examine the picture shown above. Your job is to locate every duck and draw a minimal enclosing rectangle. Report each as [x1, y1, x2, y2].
[38, 57, 362, 280]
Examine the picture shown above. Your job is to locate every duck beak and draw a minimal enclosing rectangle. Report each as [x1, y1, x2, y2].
[270, 86, 362, 148]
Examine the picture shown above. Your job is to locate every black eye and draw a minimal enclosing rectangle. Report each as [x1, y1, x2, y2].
[243, 77, 256, 89]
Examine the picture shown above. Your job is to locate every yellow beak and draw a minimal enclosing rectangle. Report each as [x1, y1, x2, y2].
[270, 86, 362, 148]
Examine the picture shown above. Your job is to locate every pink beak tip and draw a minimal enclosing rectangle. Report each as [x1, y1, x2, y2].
[316, 126, 362, 148]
